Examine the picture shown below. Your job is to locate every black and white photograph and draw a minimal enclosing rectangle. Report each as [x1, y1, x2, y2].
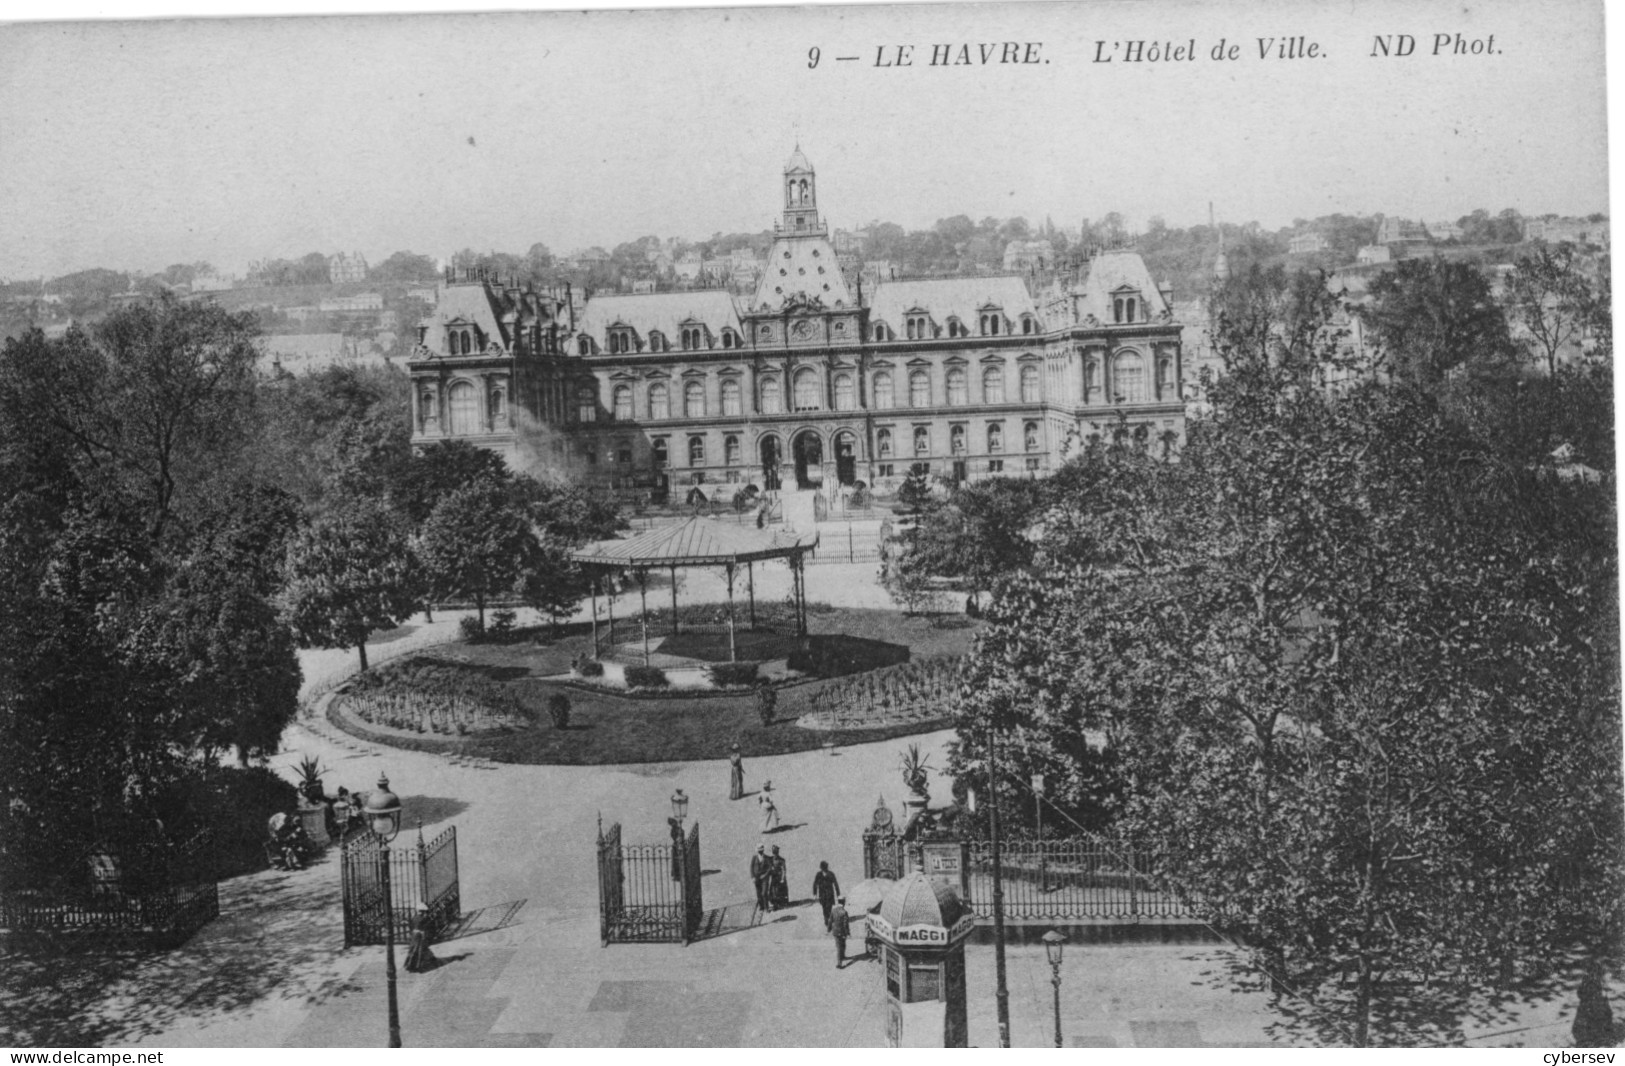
[0, 0, 1619, 1052]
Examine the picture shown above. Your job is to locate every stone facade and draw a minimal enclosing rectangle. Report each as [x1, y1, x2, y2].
[407, 150, 1187, 497]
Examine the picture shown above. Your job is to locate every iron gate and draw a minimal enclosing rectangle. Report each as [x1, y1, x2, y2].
[862, 826, 906, 881]
[341, 825, 461, 947]
[962, 837, 1194, 922]
[596, 820, 704, 945]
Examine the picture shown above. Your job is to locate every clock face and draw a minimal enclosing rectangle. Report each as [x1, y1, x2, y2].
[759, 324, 773, 340]
[792, 320, 813, 340]
[872, 805, 893, 829]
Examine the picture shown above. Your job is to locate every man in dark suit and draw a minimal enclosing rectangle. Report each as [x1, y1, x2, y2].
[812, 860, 841, 930]
[750, 844, 769, 911]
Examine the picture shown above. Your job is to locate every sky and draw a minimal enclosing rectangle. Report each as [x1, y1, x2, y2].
[0, 0, 1611, 280]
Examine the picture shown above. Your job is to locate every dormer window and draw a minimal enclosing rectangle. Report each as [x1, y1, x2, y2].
[578, 336, 592, 356]
[1020, 315, 1039, 335]
[681, 326, 706, 351]
[873, 323, 888, 342]
[946, 317, 968, 338]
[648, 331, 668, 353]
[906, 314, 931, 341]
[447, 327, 475, 355]
[979, 312, 1002, 336]
[721, 328, 740, 349]
[1113, 293, 1140, 324]
[607, 329, 636, 355]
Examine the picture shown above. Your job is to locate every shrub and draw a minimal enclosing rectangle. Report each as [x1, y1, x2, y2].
[574, 656, 605, 678]
[490, 608, 518, 639]
[625, 665, 669, 689]
[755, 680, 778, 726]
[787, 634, 911, 678]
[458, 616, 485, 641]
[546, 692, 571, 729]
[336, 655, 530, 735]
[154, 766, 302, 878]
[707, 661, 760, 687]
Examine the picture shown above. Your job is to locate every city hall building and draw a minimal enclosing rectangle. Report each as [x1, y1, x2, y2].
[406, 150, 1187, 498]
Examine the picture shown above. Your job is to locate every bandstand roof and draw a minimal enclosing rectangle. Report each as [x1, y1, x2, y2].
[570, 516, 818, 569]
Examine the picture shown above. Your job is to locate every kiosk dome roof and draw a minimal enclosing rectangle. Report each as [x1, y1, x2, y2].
[877, 872, 969, 931]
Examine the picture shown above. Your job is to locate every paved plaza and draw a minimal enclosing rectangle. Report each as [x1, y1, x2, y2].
[3, 562, 1599, 1048]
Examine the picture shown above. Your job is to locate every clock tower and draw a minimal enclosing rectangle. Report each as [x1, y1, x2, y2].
[782, 144, 822, 234]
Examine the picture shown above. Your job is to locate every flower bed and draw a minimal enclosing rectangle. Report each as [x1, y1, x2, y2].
[336, 656, 532, 735]
[797, 655, 963, 730]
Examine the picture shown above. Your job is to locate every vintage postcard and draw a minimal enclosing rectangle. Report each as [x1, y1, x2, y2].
[0, 0, 1616, 1055]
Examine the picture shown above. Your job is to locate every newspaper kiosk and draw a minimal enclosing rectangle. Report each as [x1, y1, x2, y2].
[869, 872, 975, 1048]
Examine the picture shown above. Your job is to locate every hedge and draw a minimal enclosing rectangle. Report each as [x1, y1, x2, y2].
[624, 664, 670, 689]
[707, 661, 760, 687]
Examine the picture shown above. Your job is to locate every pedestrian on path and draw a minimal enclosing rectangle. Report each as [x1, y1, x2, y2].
[831, 897, 851, 968]
[750, 844, 769, 911]
[404, 905, 439, 974]
[768, 845, 789, 910]
[759, 780, 780, 832]
[812, 861, 841, 930]
[729, 744, 745, 800]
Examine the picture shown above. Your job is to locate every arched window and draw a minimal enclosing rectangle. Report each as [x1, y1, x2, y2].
[834, 373, 855, 411]
[988, 423, 1004, 453]
[684, 380, 705, 418]
[1020, 365, 1040, 404]
[721, 379, 742, 416]
[652, 439, 668, 467]
[1114, 353, 1145, 403]
[946, 367, 967, 406]
[419, 389, 437, 425]
[649, 383, 670, 420]
[490, 386, 507, 425]
[983, 366, 1005, 404]
[1024, 421, 1040, 451]
[873, 372, 894, 409]
[981, 313, 1001, 336]
[725, 435, 740, 465]
[1022, 316, 1037, 335]
[689, 436, 705, 466]
[721, 329, 738, 350]
[877, 428, 893, 458]
[947, 318, 966, 338]
[913, 426, 931, 456]
[793, 367, 820, 411]
[578, 336, 591, 356]
[909, 369, 930, 408]
[448, 382, 475, 435]
[613, 385, 633, 421]
[950, 425, 966, 454]
[576, 385, 597, 423]
[760, 377, 782, 414]
[1084, 358, 1098, 398]
[874, 323, 887, 342]
[1158, 358, 1174, 392]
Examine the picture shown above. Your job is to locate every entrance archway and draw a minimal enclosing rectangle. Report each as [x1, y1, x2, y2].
[834, 430, 858, 486]
[759, 435, 782, 491]
[792, 430, 824, 489]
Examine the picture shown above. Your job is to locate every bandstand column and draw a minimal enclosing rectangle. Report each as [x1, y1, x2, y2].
[747, 561, 756, 627]
[638, 570, 651, 666]
[590, 577, 600, 657]
[670, 565, 680, 634]
[606, 573, 616, 650]
[725, 563, 738, 663]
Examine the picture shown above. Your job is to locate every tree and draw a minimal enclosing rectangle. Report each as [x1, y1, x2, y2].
[896, 477, 1045, 601]
[369, 251, 440, 284]
[415, 481, 537, 630]
[395, 439, 511, 524]
[1505, 242, 1595, 376]
[1365, 258, 1516, 384]
[952, 266, 1621, 1044]
[896, 465, 933, 515]
[282, 498, 419, 671]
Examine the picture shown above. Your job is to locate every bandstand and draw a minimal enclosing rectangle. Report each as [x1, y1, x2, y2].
[570, 516, 819, 664]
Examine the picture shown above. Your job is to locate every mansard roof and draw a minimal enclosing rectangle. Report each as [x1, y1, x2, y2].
[867, 275, 1039, 331]
[424, 280, 564, 350]
[1073, 250, 1171, 323]
[754, 234, 852, 309]
[576, 290, 744, 344]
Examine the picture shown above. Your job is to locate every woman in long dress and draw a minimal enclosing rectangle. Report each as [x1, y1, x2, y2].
[729, 744, 745, 800]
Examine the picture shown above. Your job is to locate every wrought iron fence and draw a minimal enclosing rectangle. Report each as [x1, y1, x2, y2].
[597, 820, 705, 945]
[0, 832, 219, 948]
[340, 825, 460, 947]
[963, 837, 1195, 922]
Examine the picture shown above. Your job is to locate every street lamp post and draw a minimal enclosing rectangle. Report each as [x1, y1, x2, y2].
[670, 789, 688, 824]
[669, 789, 689, 883]
[364, 774, 404, 1049]
[988, 720, 1011, 1048]
[1043, 929, 1067, 1048]
[1032, 772, 1046, 893]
